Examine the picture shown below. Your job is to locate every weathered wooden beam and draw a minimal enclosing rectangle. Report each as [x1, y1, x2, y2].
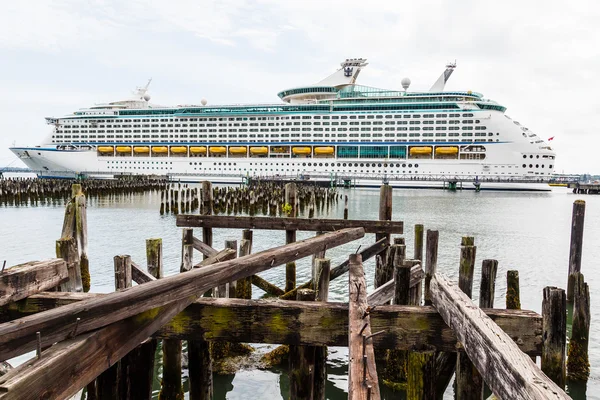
[348, 254, 380, 400]
[252, 275, 285, 296]
[430, 274, 569, 400]
[176, 214, 404, 234]
[367, 265, 422, 306]
[0, 228, 364, 361]
[280, 238, 388, 300]
[0, 259, 68, 306]
[193, 248, 236, 269]
[192, 236, 218, 257]
[2, 294, 543, 354]
[131, 261, 156, 284]
[0, 294, 191, 400]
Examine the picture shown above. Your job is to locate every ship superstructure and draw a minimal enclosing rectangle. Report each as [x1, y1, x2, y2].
[10, 59, 556, 190]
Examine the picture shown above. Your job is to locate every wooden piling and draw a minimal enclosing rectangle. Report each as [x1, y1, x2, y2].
[567, 272, 590, 382]
[479, 259, 498, 308]
[285, 183, 297, 293]
[96, 255, 132, 399]
[313, 258, 330, 400]
[506, 270, 521, 310]
[289, 289, 316, 400]
[375, 184, 392, 291]
[124, 240, 163, 400]
[567, 200, 585, 302]
[424, 229, 438, 306]
[407, 347, 436, 400]
[413, 224, 424, 262]
[236, 238, 252, 300]
[541, 286, 567, 388]
[343, 195, 349, 220]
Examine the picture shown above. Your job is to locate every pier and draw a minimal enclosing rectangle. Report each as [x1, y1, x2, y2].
[0, 183, 591, 399]
[568, 182, 600, 194]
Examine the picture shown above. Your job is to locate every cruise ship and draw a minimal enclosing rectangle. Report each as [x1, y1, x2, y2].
[10, 59, 556, 190]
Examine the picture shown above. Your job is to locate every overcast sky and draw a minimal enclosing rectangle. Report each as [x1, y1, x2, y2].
[1, 0, 598, 173]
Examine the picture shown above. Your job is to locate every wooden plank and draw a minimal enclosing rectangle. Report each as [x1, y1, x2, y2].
[2, 294, 543, 354]
[192, 236, 217, 257]
[430, 274, 569, 400]
[348, 254, 380, 400]
[176, 214, 404, 234]
[0, 227, 364, 361]
[366, 266, 422, 306]
[56, 237, 83, 292]
[131, 261, 156, 284]
[0, 295, 191, 400]
[0, 259, 68, 306]
[194, 248, 236, 268]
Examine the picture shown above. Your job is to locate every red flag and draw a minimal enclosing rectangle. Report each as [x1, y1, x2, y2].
[548, 136, 555, 141]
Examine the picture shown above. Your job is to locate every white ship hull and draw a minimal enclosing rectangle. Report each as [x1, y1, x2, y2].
[8, 59, 557, 192]
[11, 144, 552, 191]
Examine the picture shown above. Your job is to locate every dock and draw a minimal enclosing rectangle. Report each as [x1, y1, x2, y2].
[0, 183, 591, 399]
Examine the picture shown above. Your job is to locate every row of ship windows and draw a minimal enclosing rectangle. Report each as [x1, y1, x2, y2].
[59, 120, 483, 129]
[104, 160, 552, 171]
[69, 113, 476, 125]
[55, 127, 488, 135]
[54, 131, 499, 139]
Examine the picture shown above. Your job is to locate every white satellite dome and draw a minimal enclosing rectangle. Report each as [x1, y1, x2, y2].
[401, 77, 411, 90]
[201, 98, 207, 106]
[143, 94, 151, 101]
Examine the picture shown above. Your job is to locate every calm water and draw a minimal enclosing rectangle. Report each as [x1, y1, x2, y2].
[1, 184, 599, 399]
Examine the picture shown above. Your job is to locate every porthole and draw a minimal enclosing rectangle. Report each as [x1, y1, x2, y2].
[536, 164, 539, 168]
[536, 155, 539, 159]
[402, 163, 407, 167]
[343, 163, 347, 167]
[529, 164, 533, 168]
[319, 163, 323, 167]
[523, 155, 527, 159]
[522, 164, 526, 168]
[415, 164, 419, 168]
[378, 163, 382, 167]
[408, 164, 413, 168]
[360, 163, 364, 167]
[529, 155, 533, 159]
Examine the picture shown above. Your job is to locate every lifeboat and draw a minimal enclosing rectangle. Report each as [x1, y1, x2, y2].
[190, 146, 207, 154]
[116, 146, 132, 153]
[409, 146, 433, 155]
[152, 146, 169, 154]
[133, 146, 150, 154]
[98, 146, 114, 153]
[314, 146, 334, 155]
[270, 146, 288, 153]
[170, 146, 188, 154]
[250, 146, 268, 155]
[292, 147, 312, 155]
[209, 146, 227, 154]
[435, 146, 458, 155]
[229, 146, 247, 155]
